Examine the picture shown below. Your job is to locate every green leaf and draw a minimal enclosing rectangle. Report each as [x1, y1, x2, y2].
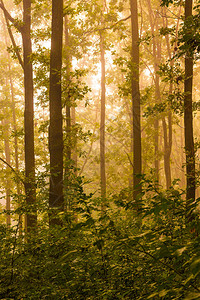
[176, 246, 187, 256]
[185, 292, 200, 300]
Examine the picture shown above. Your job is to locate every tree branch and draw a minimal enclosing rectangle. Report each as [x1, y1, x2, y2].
[84, 15, 131, 36]
[100, 15, 131, 31]
[4, 17, 24, 69]
[0, 157, 25, 187]
[0, 0, 23, 32]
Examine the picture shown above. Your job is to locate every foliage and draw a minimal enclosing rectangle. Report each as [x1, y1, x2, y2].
[177, 4, 200, 60]
[0, 176, 200, 299]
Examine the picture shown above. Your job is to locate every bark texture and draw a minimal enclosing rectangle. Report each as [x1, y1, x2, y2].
[100, 31, 106, 206]
[64, 15, 71, 164]
[184, 0, 195, 221]
[49, 0, 64, 225]
[130, 0, 142, 201]
[22, 0, 37, 230]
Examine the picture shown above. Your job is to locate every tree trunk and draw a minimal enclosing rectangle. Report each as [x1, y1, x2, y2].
[124, 97, 133, 187]
[71, 106, 77, 172]
[22, 0, 37, 231]
[100, 31, 106, 209]
[154, 120, 159, 182]
[162, 8, 179, 189]
[130, 0, 142, 202]
[2, 11, 24, 232]
[162, 116, 172, 189]
[146, 0, 160, 183]
[49, 0, 64, 225]
[184, 0, 195, 221]
[2, 118, 11, 228]
[1, 0, 37, 231]
[64, 15, 71, 165]
[9, 65, 23, 234]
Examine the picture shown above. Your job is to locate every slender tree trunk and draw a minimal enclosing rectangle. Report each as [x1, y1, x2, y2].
[22, 0, 37, 231]
[162, 8, 180, 189]
[124, 98, 133, 187]
[147, 1, 173, 188]
[147, 0, 160, 183]
[5, 18, 23, 232]
[2, 118, 11, 228]
[3, 13, 23, 232]
[100, 31, 106, 208]
[71, 106, 77, 171]
[154, 68, 161, 184]
[64, 15, 71, 164]
[180, 119, 186, 189]
[64, 15, 72, 212]
[64, 16, 77, 172]
[2, 22, 12, 229]
[162, 117, 172, 189]
[49, 0, 64, 225]
[66, 103, 71, 163]
[130, 0, 142, 202]
[184, 0, 195, 221]
[9, 66, 23, 233]
[154, 120, 159, 182]
[5, 166, 11, 228]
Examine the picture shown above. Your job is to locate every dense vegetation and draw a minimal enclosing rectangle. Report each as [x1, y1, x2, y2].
[0, 0, 200, 298]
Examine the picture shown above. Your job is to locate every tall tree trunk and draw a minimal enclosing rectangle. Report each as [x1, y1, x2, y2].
[2, 118, 11, 228]
[49, 0, 64, 225]
[161, 7, 181, 189]
[22, 0, 37, 231]
[130, 0, 142, 202]
[154, 70, 161, 184]
[2, 22, 13, 229]
[64, 15, 71, 165]
[100, 31, 106, 208]
[9, 65, 23, 233]
[64, 15, 72, 212]
[184, 0, 195, 221]
[147, 0, 173, 188]
[147, 0, 160, 183]
[5, 18, 23, 232]
[0, 0, 36, 231]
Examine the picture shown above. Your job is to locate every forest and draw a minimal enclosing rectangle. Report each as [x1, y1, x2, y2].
[0, 0, 200, 298]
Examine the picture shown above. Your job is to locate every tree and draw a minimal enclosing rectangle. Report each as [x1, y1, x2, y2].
[22, 0, 37, 230]
[146, 1, 173, 189]
[49, 0, 64, 225]
[64, 15, 71, 166]
[160, 0, 196, 221]
[2, 113, 11, 227]
[130, 0, 142, 202]
[8, 60, 22, 233]
[0, 0, 37, 231]
[184, 0, 195, 222]
[146, 0, 161, 184]
[100, 4, 106, 209]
